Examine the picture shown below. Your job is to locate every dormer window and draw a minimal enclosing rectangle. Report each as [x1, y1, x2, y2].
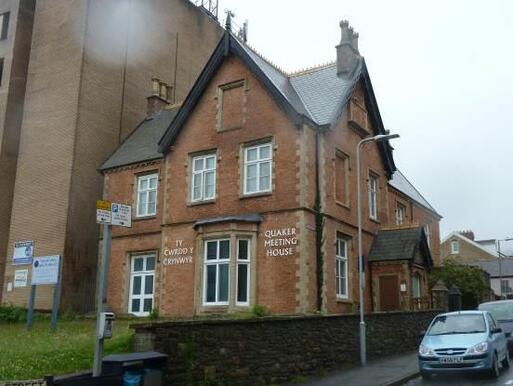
[450, 240, 459, 254]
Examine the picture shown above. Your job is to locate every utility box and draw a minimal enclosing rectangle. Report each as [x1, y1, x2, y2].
[98, 312, 115, 339]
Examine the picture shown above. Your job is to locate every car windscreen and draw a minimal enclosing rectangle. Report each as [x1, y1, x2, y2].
[427, 314, 486, 335]
[479, 303, 513, 321]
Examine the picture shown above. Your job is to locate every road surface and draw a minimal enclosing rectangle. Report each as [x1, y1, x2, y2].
[405, 366, 513, 385]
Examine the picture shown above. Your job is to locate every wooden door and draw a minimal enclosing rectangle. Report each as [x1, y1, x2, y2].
[379, 275, 400, 311]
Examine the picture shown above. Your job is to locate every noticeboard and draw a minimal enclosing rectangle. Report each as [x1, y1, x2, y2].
[13, 240, 34, 265]
[31, 255, 60, 285]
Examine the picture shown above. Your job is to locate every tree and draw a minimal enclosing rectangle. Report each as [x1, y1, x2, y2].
[429, 259, 490, 308]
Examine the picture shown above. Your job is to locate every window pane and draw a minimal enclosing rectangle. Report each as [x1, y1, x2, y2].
[133, 258, 144, 272]
[219, 240, 230, 260]
[143, 299, 153, 312]
[246, 148, 258, 161]
[246, 177, 257, 193]
[238, 240, 249, 260]
[336, 259, 340, 277]
[259, 145, 271, 159]
[336, 275, 340, 295]
[144, 275, 154, 295]
[146, 256, 155, 271]
[218, 263, 229, 302]
[192, 174, 202, 200]
[340, 261, 347, 295]
[149, 176, 158, 189]
[204, 171, 215, 198]
[194, 158, 204, 171]
[206, 156, 216, 169]
[132, 276, 141, 295]
[206, 265, 216, 302]
[206, 241, 217, 260]
[148, 201, 156, 215]
[260, 175, 270, 191]
[237, 264, 248, 303]
[247, 163, 257, 178]
[140, 178, 148, 191]
[148, 190, 156, 204]
[131, 299, 140, 313]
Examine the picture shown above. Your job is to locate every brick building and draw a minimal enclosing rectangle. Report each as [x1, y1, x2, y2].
[0, 0, 223, 311]
[101, 21, 441, 317]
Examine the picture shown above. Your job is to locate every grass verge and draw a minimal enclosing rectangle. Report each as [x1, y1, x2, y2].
[0, 319, 133, 381]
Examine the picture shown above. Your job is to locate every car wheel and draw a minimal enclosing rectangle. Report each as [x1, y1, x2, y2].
[502, 350, 511, 369]
[490, 353, 500, 378]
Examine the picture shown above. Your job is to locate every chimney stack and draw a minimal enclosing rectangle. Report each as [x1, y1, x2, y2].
[147, 76, 171, 116]
[458, 230, 475, 241]
[336, 20, 361, 76]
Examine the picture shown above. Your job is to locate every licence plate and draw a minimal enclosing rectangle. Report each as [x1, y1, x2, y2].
[440, 356, 463, 364]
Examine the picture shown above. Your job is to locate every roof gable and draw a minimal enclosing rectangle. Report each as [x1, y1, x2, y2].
[441, 232, 498, 259]
[368, 226, 433, 269]
[157, 32, 396, 175]
[389, 170, 440, 217]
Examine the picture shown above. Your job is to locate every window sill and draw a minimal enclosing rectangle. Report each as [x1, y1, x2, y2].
[133, 215, 157, 222]
[335, 201, 350, 210]
[240, 191, 272, 200]
[336, 296, 351, 304]
[188, 199, 216, 207]
[369, 217, 380, 224]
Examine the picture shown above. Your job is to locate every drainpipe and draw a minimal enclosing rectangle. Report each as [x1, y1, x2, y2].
[314, 128, 323, 312]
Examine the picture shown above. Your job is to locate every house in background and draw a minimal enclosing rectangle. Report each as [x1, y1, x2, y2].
[472, 259, 513, 298]
[100, 20, 441, 317]
[441, 231, 497, 264]
[475, 238, 513, 258]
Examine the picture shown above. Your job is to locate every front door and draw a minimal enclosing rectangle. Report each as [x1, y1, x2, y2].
[379, 275, 400, 311]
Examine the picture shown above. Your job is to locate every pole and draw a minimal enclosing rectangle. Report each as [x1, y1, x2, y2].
[26, 284, 36, 330]
[93, 224, 112, 377]
[356, 138, 368, 366]
[498, 240, 503, 299]
[50, 256, 62, 332]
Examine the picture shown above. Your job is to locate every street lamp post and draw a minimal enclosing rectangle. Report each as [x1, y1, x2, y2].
[356, 133, 399, 366]
[497, 237, 513, 299]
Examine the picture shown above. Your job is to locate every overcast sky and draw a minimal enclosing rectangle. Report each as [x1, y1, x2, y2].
[219, 0, 513, 241]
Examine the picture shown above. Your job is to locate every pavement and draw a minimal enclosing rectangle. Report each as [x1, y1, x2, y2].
[300, 352, 419, 386]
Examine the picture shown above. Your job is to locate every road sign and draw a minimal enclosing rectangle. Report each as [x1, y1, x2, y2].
[31, 255, 60, 285]
[111, 203, 131, 227]
[96, 200, 112, 224]
[14, 269, 28, 288]
[13, 240, 34, 265]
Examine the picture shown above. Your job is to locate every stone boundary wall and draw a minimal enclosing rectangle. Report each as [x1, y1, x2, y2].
[132, 311, 440, 385]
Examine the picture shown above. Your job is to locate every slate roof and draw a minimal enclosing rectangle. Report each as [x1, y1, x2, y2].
[389, 170, 440, 217]
[471, 259, 513, 277]
[368, 226, 433, 267]
[193, 213, 262, 228]
[100, 107, 179, 171]
[157, 32, 395, 175]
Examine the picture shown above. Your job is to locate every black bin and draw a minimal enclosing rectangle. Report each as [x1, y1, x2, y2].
[102, 351, 168, 386]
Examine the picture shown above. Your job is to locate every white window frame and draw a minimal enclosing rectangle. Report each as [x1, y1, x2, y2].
[203, 239, 230, 306]
[136, 173, 158, 217]
[396, 203, 405, 225]
[424, 225, 431, 248]
[412, 273, 421, 299]
[368, 174, 378, 220]
[191, 154, 216, 202]
[243, 143, 272, 195]
[236, 239, 251, 306]
[128, 254, 156, 317]
[450, 240, 459, 254]
[335, 237, 348, 299]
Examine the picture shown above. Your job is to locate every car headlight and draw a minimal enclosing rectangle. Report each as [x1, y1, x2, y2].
[467, 341, 488, 354]
[419, 345, 435, 356]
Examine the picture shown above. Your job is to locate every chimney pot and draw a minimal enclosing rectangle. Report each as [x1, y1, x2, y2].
[151, 77, 160, 95]
[159, 82, 169, 101]
[147, 78, 170, 116]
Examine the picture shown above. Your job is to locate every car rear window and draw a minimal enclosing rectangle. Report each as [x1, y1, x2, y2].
[479, 303, 513, 321]
[428, 314, 486, 335]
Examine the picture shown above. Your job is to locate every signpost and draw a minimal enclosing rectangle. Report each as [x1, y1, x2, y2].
[13, 240, 34, 265]
[93, 200, 131, 376]
[26, 255, 62, 331]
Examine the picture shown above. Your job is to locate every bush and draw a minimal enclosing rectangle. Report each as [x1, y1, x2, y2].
[149, 308, 159, 320]
[0, 305, 27, 323]
[250, 304, 270, 317]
